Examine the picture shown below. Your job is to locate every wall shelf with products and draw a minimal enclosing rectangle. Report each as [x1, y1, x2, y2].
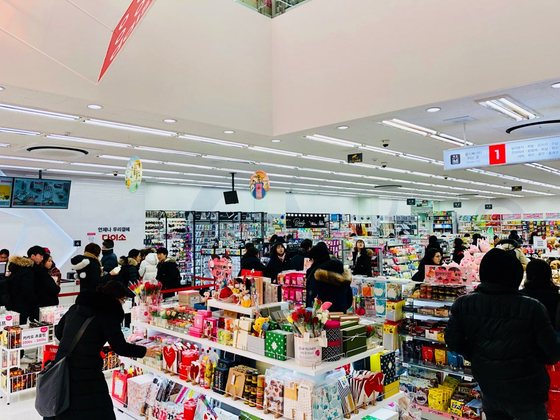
[432, 211, 457, 234]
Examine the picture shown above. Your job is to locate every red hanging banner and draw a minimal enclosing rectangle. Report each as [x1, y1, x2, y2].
[98, 0, 156, 81]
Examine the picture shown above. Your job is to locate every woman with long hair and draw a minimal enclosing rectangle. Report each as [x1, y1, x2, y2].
[523, 259, 560, 329]
[352, 239, 373, 276]
[412, 248, 443, 282]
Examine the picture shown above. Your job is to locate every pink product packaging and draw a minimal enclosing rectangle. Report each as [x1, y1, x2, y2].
[203, 318, 218, 341]
[194, 314, 209, 329]
[189, 326, 204, 338]
[284, 274, 293, 286]
[197, 310, 213, 318]
[295, 274, 305, 287]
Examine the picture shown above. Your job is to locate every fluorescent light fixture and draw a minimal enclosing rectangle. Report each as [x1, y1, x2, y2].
[143, 169, 183, 175]
[380, 119, 436, 135]
[223, 130, 235, 134]
[304, 168, 333, 174]
[165, 162, 214, 170]
[0, 86, 4, 91]
[426, 107, 441, 113]
[477, 96, 538, 121]
[202, 155, 254, 164]
[98, 155, 162, 164]
[337, 125, 349, 130]
[267, 173, 295, 178]
[271, 139, 281, 143]
[84, 119, 176, 136]
[305, 134, 361, 148]
[178, 134, 246, 148]
[46, 134, 132, 148]
[163, 119, 177, 123]
[87, 104, 102, 110]
[134, 146, 199, 157]
[218, 167, 255, 174]
[0, 143, 9, 148]
[71, 163, 122, 170]
[0, 155, 65, 164]
[0, 127, 40, 136]
[258, 162, 297, 169]
[551, 82, 560, 89]
[248, 146, 301, 157]
[300, 154, 346, 164]
[47, 169, 104, 175]
[183, 172, 225, 179]
[0, 103, 80, 121]
[359, 145, 400, 156]
[429, 134, 473, 146]
[0, 164, 42, 170]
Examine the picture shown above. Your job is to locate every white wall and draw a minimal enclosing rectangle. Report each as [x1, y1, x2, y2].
[435, 196, 560, 216]
[272, 0, 560, 134]
[0, 178, 146, 276]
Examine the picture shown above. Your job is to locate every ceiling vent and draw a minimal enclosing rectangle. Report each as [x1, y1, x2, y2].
[443, 116, 477, 124]
[506, 120, 560, 137]
[26, 146, 88, 158]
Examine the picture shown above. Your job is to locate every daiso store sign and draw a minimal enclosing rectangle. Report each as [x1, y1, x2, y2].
[102, 233, 127, 241]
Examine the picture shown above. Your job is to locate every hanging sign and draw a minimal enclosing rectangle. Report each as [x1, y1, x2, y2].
[406, 199, 416, 205]
[347, 153, 363, 163]
[485, 204, 493, 210]
[125, 156, 142, 194]
[249, 170, 270, 200]
[453, 202, 462, 208]
[534, 237, 548, 250]
[99, 0, 157, 81]
[286, 213, 328, 229]
[444, 135, 560, 170]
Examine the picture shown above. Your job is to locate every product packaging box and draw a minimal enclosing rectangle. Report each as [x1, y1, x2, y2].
[383, 379, 400, 398]
[127, 374, 154, 415]
[342, 325, 367, 358]
[265, 330, 294, 361]
[246, 335, 265, 356]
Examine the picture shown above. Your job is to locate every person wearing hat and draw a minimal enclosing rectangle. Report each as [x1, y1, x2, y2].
[445, 248, 560, 419]
[101, 239, 118, 275]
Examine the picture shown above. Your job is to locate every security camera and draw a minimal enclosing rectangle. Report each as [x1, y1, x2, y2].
[382, 140, 390, 148]
[113, 171, 118, 177]
[381, 162, 388, 168]
[444, 176, 448, 180]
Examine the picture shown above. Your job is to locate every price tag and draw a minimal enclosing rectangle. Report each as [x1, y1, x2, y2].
[21, 326, 50, 347]
[0, 314, 15, 328]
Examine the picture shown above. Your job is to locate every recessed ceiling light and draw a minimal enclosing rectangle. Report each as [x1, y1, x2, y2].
[224, 130, 235, 134]
[477, 96, 538, 121]
[87, 104, 103, 110]
[337, 125, 349, 130]
[163, 119, 177, 123]
[271, 139, 281, 143]
[0, 86, 4, 91]
[426, 107, 441, 113]
[551, 82, 560, 89]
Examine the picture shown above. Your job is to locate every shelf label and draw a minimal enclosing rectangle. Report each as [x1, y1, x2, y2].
[21, 326, 50, 347]
[444, 135, 560, 170]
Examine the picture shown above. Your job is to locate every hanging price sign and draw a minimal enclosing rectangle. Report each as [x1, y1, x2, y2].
[21, 326, 50, 347]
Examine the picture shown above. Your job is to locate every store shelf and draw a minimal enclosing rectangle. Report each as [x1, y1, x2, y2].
[401, 361, 473, 380]
[404, 312, 449, 321]
[411, 403, 470, 420]
[120, 357, 403, 420]
[401, 334, 445, 345]
[206, 299, 288, 316]
[131, 321, 385, 377]
[408, 298, 456, 304]
[112, 397, 144, 420]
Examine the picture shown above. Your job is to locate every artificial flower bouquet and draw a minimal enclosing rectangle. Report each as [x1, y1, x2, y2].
[288, 299, 331, 338]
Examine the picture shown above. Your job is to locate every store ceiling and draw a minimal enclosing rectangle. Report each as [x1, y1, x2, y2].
[1, 1, 560, 201]
[2, 78, 560, 202]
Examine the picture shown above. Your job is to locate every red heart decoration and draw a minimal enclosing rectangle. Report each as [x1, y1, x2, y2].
[372, 372, 384, 393]
[363, 377, 376, 398]
[163, 346, 176, 369]
[190, 363, 200, 382]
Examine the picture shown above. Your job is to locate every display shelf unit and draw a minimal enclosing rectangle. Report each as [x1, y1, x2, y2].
[410, 403, 471, 420]
[382, 240, 422, 279]
[144, 211, 166, 249]
[395, 215, 419, 236]
[130, 321, 385, 377]
[240, 212, 266, 243]
[401, 361, 473, 381]
[119, 356, 403, 420]
[206, 299, 288, 317]
[432, 211, 457, 234]
[194, 212, 219, 280]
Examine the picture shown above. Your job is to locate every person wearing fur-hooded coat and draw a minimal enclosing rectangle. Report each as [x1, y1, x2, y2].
[308, 259, 353, 313]
[71, 243, 114, 293]
[7, 255, 38, 324]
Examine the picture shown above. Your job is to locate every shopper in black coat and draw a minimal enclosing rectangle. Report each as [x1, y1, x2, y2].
[101, 239, 118, 275]
[352, 239, 373, 277]
[426, 235, 442, 253]
[35, 258, 61, 308]
[267, 243, 291, 281]
[156, 247, 182, 298]
[45, 281, 152, 420]
[522, 259, 560, 330]
[71, 243, 116, 293]
[451, 238, 467, 264]
[307, 255, 353, 313]
[290, 239, 313, 271]
[239, 247, 268, 276]
[411, 248, 443, 282]
[118, 249, 141, 288]
[7, 255, 38, 324]
[445, 248, 560, 418]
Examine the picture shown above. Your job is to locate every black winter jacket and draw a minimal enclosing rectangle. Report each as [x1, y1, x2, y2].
[118, 257, 140, 290]
[522, 284, 560, 330]
[290, 249, 308, 271]
[306, 259, 353, 313]
[452, 245, 467, 264]
[71, 253, 106, 293]
[34, 264, 60, 308]
[46, 290, 146, 420]
[352, 249, 373, 277]
[445, 282, 560, 403]
[239, 256, 268, 276]
[266, 255, 291, 281]
[101, 250, 118, 274]
[7, 256, 37, 323]
[157, 258, 182, 296]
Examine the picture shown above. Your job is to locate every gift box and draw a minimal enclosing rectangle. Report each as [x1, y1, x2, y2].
[383, 379, 400, 398]
[233, 318, 252, 349]
[218, 329, 233, 346]
[247, 335, 266, 356]
[324, 320, 341, 342]
[385, 300, 404, 322]
[212, 366, 229, 395]
[203, 318, 218, 341]
[127, 374, 154, 415]
[370, 351, 396, 384]
[281, 324, 293, 332]
[342, 325, 367, 358]
[322, 340, 342, 361]
[383, 323, 399, 351]
[189, 326, 203, 338]
[111, 370, 128, 405]
[340, 320, 359, 329]
[265, 330, 294, 361]
[179, 291, 200, 307]
[194, 313, 209, 329]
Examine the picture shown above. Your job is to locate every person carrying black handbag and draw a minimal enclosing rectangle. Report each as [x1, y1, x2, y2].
[38, 281, 156, 420]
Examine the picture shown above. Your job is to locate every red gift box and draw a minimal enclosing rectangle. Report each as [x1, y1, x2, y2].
[42, 345, 59, 369]
[111, 370, 129, 405]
